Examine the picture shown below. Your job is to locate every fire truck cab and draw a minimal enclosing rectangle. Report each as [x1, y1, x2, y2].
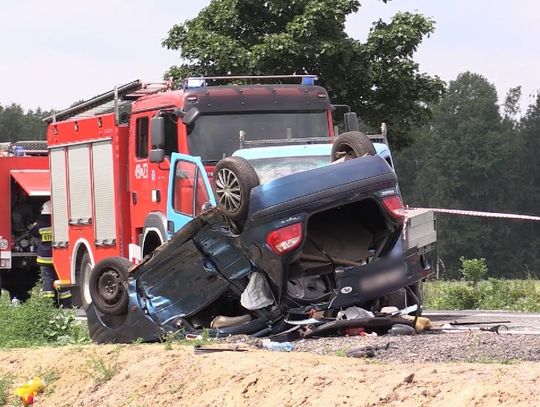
[0, 141, 50, 300]
[45, 75, 337, 307]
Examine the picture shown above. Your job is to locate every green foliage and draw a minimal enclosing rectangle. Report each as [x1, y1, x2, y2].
[424, 279, 540, 312]
[0, 374, 13, 406]
[394, 72, 540, 278]
[36, 367, 60, 396]
[84, 351, 120, 385]
[0, 103, 48, 142]
[460, 257, 488, 284]
[0, 287, 89, 348]
[503, 86, 522, 122]
[162, 0, 444, 148]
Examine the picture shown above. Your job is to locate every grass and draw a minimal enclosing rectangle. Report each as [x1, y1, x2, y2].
[0, 374, 13, 405]
[0, 287, 90, 348]
[84, 350, 120, 385]
[38, 367, 60, 396]
[424, 279, 540, 312]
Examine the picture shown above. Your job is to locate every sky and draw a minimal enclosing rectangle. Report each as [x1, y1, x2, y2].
[1, 0, 538, 114]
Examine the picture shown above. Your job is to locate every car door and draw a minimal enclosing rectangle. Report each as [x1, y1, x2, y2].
[167, 153, 215, 236]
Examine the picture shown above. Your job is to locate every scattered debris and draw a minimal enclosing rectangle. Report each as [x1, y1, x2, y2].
[449, 320, 511, 326]
[346, 342, 392, 358]
[388, 324, 416, 336]
[403, 373, 415, 384]
[193, 345, 248, 354]
[440, 324, 509, 335]
[13, 377, 46, 406]
[262, 341, 294, 352]
[402, 315, 433, 332]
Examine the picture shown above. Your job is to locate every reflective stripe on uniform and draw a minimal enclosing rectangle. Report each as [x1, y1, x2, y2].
[39, 227, 53, 242]
[53, 280, 72, 289]
[57, 291, 72, 300]
[37, 256, 53, 265]
[43, 291, 55, 298]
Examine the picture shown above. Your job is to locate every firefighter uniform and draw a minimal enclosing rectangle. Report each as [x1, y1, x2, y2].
[32, 201, 72, 307]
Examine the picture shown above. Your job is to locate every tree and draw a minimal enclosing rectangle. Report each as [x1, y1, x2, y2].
[395, 72, 517, 277]
[162, 0, 444, 149]
[511, 93, 540, 275]
[503, 86, 522, 123]
[0, 104, 47, 142]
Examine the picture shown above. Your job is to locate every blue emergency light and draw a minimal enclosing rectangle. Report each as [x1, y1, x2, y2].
[301, 76, 316, 85]
[184, 78, 206, 90]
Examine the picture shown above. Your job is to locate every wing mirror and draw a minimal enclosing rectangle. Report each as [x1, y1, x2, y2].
[149, 149, 165, 163]
[344, 112, 359, 132]
[182, 107, 200, 126]
[151, 116, 165, 148]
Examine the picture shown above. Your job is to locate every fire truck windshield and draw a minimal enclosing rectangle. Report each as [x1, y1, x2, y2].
[187, 111, 329, 162]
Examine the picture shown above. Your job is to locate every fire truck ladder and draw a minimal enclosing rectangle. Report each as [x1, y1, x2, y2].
[43, 80, 171, 124]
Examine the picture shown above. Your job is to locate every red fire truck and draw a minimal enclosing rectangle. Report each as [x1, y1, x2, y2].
[0, 141, 50, 299]
[44, 76, 337, 307]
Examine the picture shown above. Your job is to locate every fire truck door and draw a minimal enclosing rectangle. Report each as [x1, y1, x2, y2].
[167, 153, 215, 236]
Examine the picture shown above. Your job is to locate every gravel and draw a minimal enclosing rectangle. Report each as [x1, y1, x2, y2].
[222, 328, 540, 363]
[292, 332, 540, 362]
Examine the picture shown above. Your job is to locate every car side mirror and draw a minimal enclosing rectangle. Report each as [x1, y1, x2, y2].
[149, 148, 165, 163]
[151, 116, 165, 148]
[344, 112, 359, 132]
[182, 107, 200, 126]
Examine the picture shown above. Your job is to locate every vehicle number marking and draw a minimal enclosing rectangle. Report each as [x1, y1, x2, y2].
[135, 163, 148, 179]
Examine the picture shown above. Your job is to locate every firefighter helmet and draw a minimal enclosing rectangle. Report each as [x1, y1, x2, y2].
[41, 200, 52, 215]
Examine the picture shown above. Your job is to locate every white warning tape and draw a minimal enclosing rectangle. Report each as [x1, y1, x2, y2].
[411, 208, 540, 222]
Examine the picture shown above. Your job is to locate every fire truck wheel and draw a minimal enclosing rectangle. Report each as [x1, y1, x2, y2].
[79, 252, 93, 309]
[89, 257, 130, 316]
[213, 156, 260, 223]
[331, 131, 376, 161]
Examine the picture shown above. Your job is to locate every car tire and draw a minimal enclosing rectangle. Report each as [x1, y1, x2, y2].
[213, 156, 260, 223]
[331, 131, 376, 161]
[89, 256, 130, 316]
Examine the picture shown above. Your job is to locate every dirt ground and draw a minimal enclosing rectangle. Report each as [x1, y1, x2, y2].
[1, 343, 539, 407]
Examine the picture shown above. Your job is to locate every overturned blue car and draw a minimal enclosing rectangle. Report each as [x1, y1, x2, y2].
[87, 132, 432, 343]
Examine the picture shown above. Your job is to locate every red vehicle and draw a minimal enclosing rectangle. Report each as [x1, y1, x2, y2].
[44, 76, 337, 307]
[0, 141, 50, 299]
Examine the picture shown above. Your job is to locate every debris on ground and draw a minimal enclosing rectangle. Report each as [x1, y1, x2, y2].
[13, 377, 46, 406]
[262, 340, 294, 352]
[388, 324, 416, 336]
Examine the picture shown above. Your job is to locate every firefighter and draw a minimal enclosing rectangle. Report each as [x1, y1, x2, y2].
[31, 200, 72, 307]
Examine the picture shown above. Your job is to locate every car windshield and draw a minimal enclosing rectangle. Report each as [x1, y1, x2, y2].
[248, 155, 330, 184]
[187, 111, 329, 162]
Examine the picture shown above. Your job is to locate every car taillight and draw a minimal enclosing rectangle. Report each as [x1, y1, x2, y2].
[382, 195, 405, 219]
[266, 223, 303, 255]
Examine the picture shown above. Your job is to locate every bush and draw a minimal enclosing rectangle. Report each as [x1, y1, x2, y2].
[424, 279, 540, 311]
[424, 257, 540, 311]
[460, 257, 487, 284]
[0, 287, 89, 348]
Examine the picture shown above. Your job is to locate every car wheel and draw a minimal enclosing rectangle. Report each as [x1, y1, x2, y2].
[89, 257, 130, 316]
[331, 131, 376, 161]
[213, 156, 260, 223]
